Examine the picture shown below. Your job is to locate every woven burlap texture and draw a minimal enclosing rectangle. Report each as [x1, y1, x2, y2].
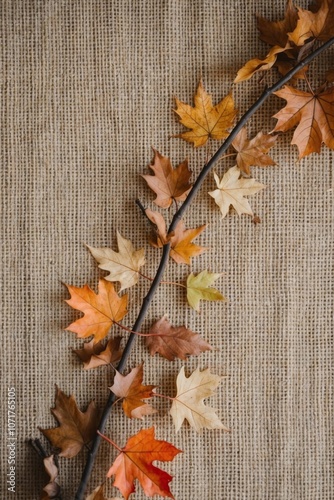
[1, 1, 333, 499]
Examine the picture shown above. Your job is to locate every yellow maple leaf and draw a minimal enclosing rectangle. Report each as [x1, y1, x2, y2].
[173, 80, 237, 147]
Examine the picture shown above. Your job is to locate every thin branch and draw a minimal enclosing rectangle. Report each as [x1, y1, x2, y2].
[75, 37, 334, 499]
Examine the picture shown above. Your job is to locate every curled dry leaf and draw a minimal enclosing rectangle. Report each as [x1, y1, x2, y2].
[73, 337, 122, 370]
[209, 166, 265, 219]
[186, 270, 225, 312]
[146, 316, 212, 361]
[40, 386, 99, 459]
[231, 127, 277, 175]
[173, 79, 237, 147]
[87, 232, 146, 291]
[273, 85, 334, 158]
[142, 149, 192, 208]
[110, 364, 157, 419]
[234, 45, 288, 83]
[41, 455, 61, 499]
[65, 279, 128, 343]
[145, 208, 207, 265]
[170, 366, 230, 433]
[103, 427, 182, 500]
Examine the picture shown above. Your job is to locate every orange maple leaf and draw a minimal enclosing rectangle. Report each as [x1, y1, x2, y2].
[102, 427, 181, 500]
[145, 208, 207, 265]
[146, 316, 212, 361]
[231, 127, 277, 175]
[65, 279, 128, 343]
[273, 85, 334, 158]
[173, 80, 237, 147]
[142, 149, 192, 208]
[40, 386, 99, 458]
[110, 364, 157, 419]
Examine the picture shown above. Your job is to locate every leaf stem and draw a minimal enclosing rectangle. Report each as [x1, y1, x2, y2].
[75, 36, 334, 500]
[113, 319, 163, 337]
[153, 392, 175, 401]
[97, 431, 122, 453]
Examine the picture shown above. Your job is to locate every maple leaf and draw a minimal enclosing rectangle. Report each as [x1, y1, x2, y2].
[41, 455, 60, 499]
[86, 484, 122, 500]
[288, 0, 334, 45]
[142, 149, 192, 208]
[145, 316, 212, 361]
[73, 337, 122, 370]
[234, 45, 288, 83]
[209, 166, 265, 219]
[273, 85, 334, 158]
[40, 386, 99, 458]
[65, 279, 128, 343]
[87, 232, 146, 291]
[256, 0, 299, 48]
[103, 427, 182, 500]
[231, 127, 277, 175]
[173, 80, 237, 147]
[145, 208, 207, 265]
[186, 270, 225, 312]
[170, 366, 229, 433]
[110, 364, 157, 419]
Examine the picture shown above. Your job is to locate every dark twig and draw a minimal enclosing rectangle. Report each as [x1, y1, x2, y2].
[75, 37, 334, 499]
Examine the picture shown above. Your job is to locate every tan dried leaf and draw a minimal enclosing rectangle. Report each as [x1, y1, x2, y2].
[87, 232, 146, 291]
[209, 166, 265, 218]
[170, 366, 230, 432]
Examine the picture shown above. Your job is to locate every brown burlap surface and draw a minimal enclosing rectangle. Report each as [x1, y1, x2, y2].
[1, 1, 333, 498]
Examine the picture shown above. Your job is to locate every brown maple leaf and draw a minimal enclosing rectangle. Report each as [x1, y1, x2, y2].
[273, 85, 334, 158]
[142, 149, 192, 209]
[146, 316, 212, 361]
[103, 427, 182, 500]
[40, 386, 99, 458]
[231, 127, 277, 175]
[257, 0, 299, 48]
[288, 0, 334, 45]
[65, 279, 128, 343]
[145, 208, 207, 265]
[73, 337, 122, 370]
[173, 80, 237, 147]
[110, 364, 157, 419]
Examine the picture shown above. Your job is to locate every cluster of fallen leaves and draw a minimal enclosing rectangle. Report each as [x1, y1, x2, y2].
[37, 2, 334, 499]
[40, 363, 227, 499]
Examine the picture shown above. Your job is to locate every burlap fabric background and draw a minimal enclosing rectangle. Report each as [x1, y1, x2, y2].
[1, 1, 333, 499]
